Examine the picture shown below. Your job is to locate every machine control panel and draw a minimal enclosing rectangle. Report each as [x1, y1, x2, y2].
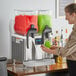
[35, 38, 43, 45]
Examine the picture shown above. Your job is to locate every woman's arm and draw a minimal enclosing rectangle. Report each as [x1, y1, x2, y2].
[41, 45, 58, 55]
[41, 41, 76, 57]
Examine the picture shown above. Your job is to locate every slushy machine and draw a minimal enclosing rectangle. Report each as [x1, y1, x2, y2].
[10, 10, 55, 67]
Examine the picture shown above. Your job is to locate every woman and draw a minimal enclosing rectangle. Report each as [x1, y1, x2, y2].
[41, 3, 76, 76]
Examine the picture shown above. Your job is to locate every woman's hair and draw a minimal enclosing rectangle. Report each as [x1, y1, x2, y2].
[65, 3, 76, 15]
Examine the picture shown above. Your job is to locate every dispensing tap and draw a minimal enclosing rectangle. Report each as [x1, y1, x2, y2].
[42, 25, 52, 44]
[26, 24, 37, 48]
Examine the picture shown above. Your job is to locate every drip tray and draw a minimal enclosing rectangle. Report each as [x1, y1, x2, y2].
[23, 59, 55, 67]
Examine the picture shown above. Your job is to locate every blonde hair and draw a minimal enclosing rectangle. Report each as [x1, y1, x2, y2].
[65, 3, 76, 15]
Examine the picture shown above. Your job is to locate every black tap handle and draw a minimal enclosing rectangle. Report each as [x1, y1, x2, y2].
[26, 24, 37, 48]
[31, 33, 34, 38]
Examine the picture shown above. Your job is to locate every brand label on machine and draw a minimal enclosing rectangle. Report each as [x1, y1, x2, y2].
[16, 37, 23, 43]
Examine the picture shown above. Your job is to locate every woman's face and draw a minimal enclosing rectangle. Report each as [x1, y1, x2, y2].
[65, 12, 76, 24]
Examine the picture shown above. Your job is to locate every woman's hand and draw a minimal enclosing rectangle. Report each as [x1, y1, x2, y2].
[41, 45, 57, 54]
[50, 45, 58, 49]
